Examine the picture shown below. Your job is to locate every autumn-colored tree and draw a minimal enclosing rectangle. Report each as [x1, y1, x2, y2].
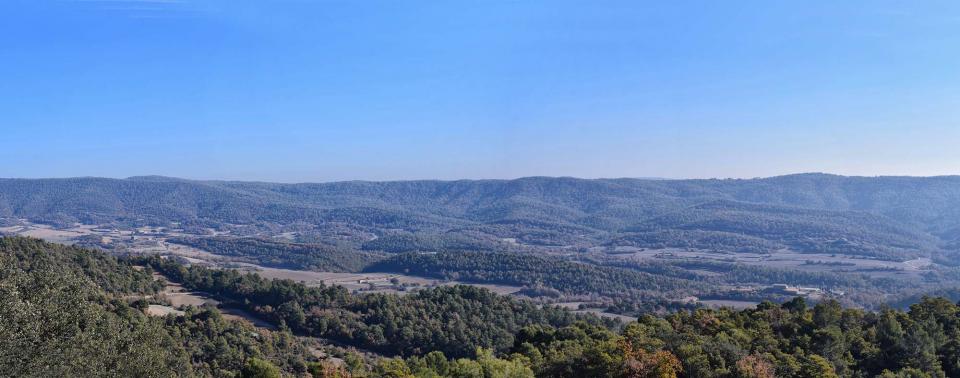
[620, 339, 683, 378]
[736, 354, 775, 378]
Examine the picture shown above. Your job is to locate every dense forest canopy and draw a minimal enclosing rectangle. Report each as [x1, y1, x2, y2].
[364, 251, 697, 299]
[0, 237, 312, 377]
[5, 236, 960, 377]
[139, 253, 612, 359]
[2, 174, 960, 260]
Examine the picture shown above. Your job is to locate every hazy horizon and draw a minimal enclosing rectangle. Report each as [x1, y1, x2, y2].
[5, 2, 960, 375]
[3, 171, 960, 185]
[2, 1, 958, 181]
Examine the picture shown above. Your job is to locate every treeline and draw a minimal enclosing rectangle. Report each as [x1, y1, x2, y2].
[338, 296, 960, 378]
[364, 251, 698, 299]
[140, 255, 609, 358]
[507, 296, 960, 377]
[168, 237, 383, 272]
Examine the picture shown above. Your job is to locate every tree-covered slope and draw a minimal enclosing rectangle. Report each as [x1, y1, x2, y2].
[3, 174, 960, 258]
[617, 200, 938, 259]
[168, 236, 384, 272]
[141, 254, 612, 359]
[6, 236, 960, 377]
[0, 237, 312, 377]
[364, 251, 697, 298]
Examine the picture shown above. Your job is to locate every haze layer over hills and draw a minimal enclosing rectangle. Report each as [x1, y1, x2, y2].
[6, 174, 960, 377]
[1, 173, 959, 261]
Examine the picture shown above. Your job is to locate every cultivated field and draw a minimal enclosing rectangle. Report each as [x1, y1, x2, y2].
[146, 271, 277, 329]
[605, 246, 932, 280]
[234, 264, 523, 295]
[3, 219, 941, 310]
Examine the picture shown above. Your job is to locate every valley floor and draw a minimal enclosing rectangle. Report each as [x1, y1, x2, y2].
[3, 218, 954, 312]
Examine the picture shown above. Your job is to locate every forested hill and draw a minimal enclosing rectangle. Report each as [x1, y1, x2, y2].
[2, 174, 960, 259]
[0, 237, 315, 377]
[7, 236, 960, 377]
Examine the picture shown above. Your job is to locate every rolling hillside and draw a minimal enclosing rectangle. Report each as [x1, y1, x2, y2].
[2, 174, 960, 260]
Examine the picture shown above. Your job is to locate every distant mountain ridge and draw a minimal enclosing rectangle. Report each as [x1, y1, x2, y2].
[2, 173, 960, 260]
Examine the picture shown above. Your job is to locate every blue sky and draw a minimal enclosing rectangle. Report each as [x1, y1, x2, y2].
[1, 0, 958, 181]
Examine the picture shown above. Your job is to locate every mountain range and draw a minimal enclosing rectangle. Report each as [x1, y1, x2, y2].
[2, 173, 959, 261]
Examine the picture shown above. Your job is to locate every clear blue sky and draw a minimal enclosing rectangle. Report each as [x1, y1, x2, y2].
[1, 0, 958, 182]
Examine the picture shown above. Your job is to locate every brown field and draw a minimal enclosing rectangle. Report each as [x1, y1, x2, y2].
[146, 304, 185, 317]
[231, 264, 524, 295]
[7, 224, 94, 244]
[609, 247, 932, 281]
[6, 220, 929, 311]
[152, 272, 219, 307]
[699, 299, 760, 309]
[221, 308, 276, 329]
[147, 271, 279, 330]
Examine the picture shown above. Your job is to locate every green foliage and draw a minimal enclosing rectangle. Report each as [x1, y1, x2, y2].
[0, 237, 311, 377]
[0, 236, 162, 294]
[380, 348, 535, 378]
[5, 236, 960, 378]
[507, 297, 960, 377]
[241, 358, 282, 378]
[0, 237, 186, 377]
[366, 251, 695, 299]
[3, 174, 960, 259]
[617, 199, 936, 260]
[143, 255, 604, 358]
[169, 236, 382, 272]
[163, 306, 311, 376]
